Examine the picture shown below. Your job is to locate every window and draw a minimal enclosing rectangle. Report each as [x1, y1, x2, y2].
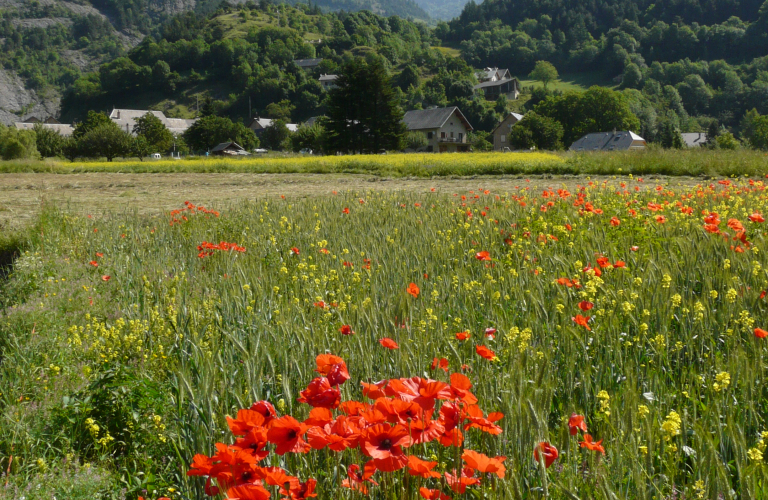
[501, 134, 506, 143]
[427, 132, 433, 139]
[441, 132, 445, 139]
[450, 132, 454, 138]
[458, 133, 463, 141]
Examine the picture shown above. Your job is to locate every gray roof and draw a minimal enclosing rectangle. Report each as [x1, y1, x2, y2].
[14, 122, 74, 137]
[491, 113, 524, 135]
[477, 67, 511, 82]
[569, 131, 646, 151]
[211, 141, 244, 152]
[294, 58, 323, 68]
[681, 132, 708, 147]
[319, 74, 338, 82]
[109, 109, 195, 135]
[403, 106, 473, 132]
[474, 77, 519, 90]
[249, 118, 299, 132]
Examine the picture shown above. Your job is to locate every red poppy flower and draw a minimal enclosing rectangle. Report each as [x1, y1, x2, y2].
[249, 400, 277, 423]
[226, 409, 267, 436]
[187, 453, 214, 476]
[319, 248, 330, 254]
[341, 463, 378, 494]
[315, 354, 350, 386]
[572, 314, 591, 331]
[455, 331, 470, 341]
[431, 357, 449, 372]
[613, 260, 626, 268]
[578, 301, 594, 311]
[484, 328, 496, 339]
[339, 324, 354, 336]
[449, 373, 478, 404]
[266, 416, 311, 455]
[361, 380, 389, 399]
[95, 252, 104, 258]
[596, 256, 611, 268]
[297, 377, 341, 409]
[761, 291, 767, 299]
[610, 216, 620, 226]
[475, 251, 491, 261]
[101, 275, 111, 281]
[89, 260, 99, 267]
[475, 345, 496, 361]
[290, 247, 300, 255]
[379, 338, 399, 349]
[534, 442, 559, 468]
[407, 455, 441, 478]
[407, 283, 420, 298]
[462, 449, 506, 478]
[361, 423, 410, 471]
[630, 245, 639, 251]
[755, 328, 768, 339]
[280, 478, 317, 500]
[225, 484, 271, 500]
[444, 469, 480, 493]
[655, 215, 667, 223]
[419, 487, 451, 500]
[749, 212, 765, 223]
[580, 434, 605, 454]
[568, 413, 587, 435]
[342, 207, 350, 214]
[313, 301, 326, 309]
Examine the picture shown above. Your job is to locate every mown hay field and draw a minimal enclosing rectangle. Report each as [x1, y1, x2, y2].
[3, 176, 768, 500]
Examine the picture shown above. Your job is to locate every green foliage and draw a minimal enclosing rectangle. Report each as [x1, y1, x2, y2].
[0, 125, 38, 160]
[133, 112, 174, 153]
[33, 124, 65, 158]
[78, 124, 132, 161]
[716, 131, 740, 149]
[183, 115, 259, 152]
[291, 123, 326, 152]
[404, 130, 428, 150]
[261, 120, 293, 151]
[529, 60, 559, 89]
[72, 111, 116, 140]
[132, 135, 152, 160]
[325, 57, 406, 153]
[741, 109, 768, 150]
[508, 111, 564, 150]
[265, 100, 295, 121]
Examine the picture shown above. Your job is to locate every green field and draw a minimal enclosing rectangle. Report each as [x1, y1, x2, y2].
[518, 72, 619, 92]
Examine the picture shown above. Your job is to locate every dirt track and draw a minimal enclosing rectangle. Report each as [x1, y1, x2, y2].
[0, 172, 701, 231]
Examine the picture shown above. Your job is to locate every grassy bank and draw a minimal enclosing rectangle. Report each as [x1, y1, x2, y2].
[0, 149, 765, 178]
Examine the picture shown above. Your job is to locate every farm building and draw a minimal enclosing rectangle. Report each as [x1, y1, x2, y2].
[569, 131, 646, 151]
[403, 106, 473, 153]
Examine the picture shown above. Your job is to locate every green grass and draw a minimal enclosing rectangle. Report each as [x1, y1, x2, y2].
[4, 177, 768, 498]
[2, 149, 767, 178]
[519, 72, 619, 92]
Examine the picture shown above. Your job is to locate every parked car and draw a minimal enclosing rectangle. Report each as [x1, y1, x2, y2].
[299, 148, 313, 154]
[151, 153, 161, 159]
[254, 148, 268, 154]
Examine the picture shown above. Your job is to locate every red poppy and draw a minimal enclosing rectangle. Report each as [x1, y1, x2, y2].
[315, 354, 350, 386]
[534, 442, 559, 468]
[572, 314, 591, 331]
[319, 248, 330, 254]
[249, 400, 277, 423]
[339, 324, 355, 336]
[95, 252, 104, 258]
[342, 207, 350, 214]
[266, 416, 311, 455]
[225, 484, 271, 500]
[655, 215, 667, 223]
[226, 409, 267, 436]
[462, 449, 506, 478]
[313, 301, 326, 309]
[361, 380, 389, 399]
[484, 328, 497, 339]
[475, 345, 496, 361]
[89, 260, 99, 267]
[290, 247, 300, 255]
[596, 256, 611, 268]
[360, 423, 410, 471]
[407, 455, 441, 478]
[610, 216, 620, 226]
[727, 218, 745, 233]
[187, 453, 214, 476]
[578, 301, 594, 311]
[455, 331, 470, 341]
[407, 283, 420, 298]
[419, 488, 451, 500]
[475, 251, 491, 261]
[749, 212, 765, 223]
[379, 338, 399, 349]
[449, 373, 478, 404]
[755, 328, 768, 339]
[444, 469, 480, 493]
[341, 463, 378, 494]
[613, 260, 626, 268]
[568, 413, 587, 435]
[630, 245, 639, 251]
[297, 377, 341, 409]
[431, 357, 449, 372]
[101, 275, 111, 281]
[280, 478, 318, 500]
[580, 434, 605, 454]
[761, 291, 767, 299]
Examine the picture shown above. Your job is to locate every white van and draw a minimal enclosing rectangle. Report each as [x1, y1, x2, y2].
[151, 153, 161, 159]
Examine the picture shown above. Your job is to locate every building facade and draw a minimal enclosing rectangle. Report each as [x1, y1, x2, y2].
[403, 107, 473, 153]
[491, 113, 524, 151]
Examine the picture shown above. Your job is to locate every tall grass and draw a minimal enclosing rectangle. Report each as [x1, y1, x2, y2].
[2, 178, 768, 499]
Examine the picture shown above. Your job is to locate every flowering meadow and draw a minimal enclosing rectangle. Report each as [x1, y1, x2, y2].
[3, 176, 768, 499]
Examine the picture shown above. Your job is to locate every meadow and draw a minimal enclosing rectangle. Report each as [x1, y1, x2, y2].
[0, 149, 766, 178]
[2, 175, 768, 499]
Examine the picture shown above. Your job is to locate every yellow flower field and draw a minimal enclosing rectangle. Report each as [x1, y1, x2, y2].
[3, 175, 768, 499]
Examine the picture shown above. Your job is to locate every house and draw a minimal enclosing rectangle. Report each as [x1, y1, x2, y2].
[109, 109, 196, 136]
[248, 117, 299, 136]
[569, 131, 646, 151]
[474, 77, 521, 100]
[319, 74, 338, 90]
[477, 67, 512, 83]
[14, 121, 74, 137]
[294, 58, 323, 71]
[681, 132, 708, 148]
[211, 142, 247, 156]
[403, 106, 473, 153]
[491, 113, 524, 151]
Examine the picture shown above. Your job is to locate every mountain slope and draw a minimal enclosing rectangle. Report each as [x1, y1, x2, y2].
[413, 0, 474, 20]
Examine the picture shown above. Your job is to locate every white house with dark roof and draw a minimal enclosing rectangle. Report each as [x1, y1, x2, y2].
[319, 74, 338, 90]
[403, 106, 473, 153]
[474, 67, 520, 99]
[569, 131, 646, 151]
[109, 109, 196, 135]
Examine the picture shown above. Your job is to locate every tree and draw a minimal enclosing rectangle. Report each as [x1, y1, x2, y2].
[265, 100, 295, 121]
[508, 112, 564, 150]
[133, 112, 173, 153]
[529, 61, 558, 90]
[622, 63, 643, 89]
[79, 125, 132, 161]
[291, 123, 325, 153]
[325, 58, 406, 154]
[73, 111, 116, 140]
[183, 115, 259, 152]
[132, 136, 152, 160]
[656, 113, 685, 148]
[741, 111, 768, 150]
[33, 124, 64, 158]
[261, 120, 292, 150]
[396, 65, 420, 91]
[716, 132, 740, 150]
[469, 131, 493, 151]
[0, 125, 38, 160]
[62, 137, 80, 162]
[404, 131, 427, 151]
